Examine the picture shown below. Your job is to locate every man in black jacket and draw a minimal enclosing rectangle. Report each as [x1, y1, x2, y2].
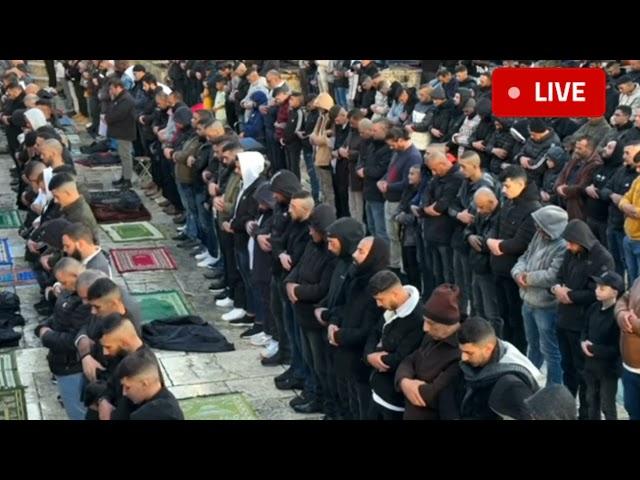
[326, 236, 389, 419]
[551, 219, 615, 419]
[423, 150, 464, 286]
[285, 204, 337, 415]
[513, 119, 561, 188]
[117, 348, 184, 420]
[35, 258, 91, 420]
[282, 92, 304, 179]
[105, 78, 136, 189]
[486, 166, 541, 353]
[364, 270, 424, 420]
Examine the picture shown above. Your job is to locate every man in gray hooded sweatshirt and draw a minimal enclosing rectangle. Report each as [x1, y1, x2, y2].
[511, 205, 568, 385]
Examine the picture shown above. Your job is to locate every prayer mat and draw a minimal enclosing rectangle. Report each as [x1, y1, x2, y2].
[111, 247, 177, 274]
[131, 290, 191, 324]
[0, 351, 27, 420]
[179, 393, 258, 420]
[0, 211, 21, 229]
[0, 268, 37, 287]
[89, 190, 151, 224]
[75, 151, 121, 167]
[102, 222, 165, 243]
[0, 239, 13, 267]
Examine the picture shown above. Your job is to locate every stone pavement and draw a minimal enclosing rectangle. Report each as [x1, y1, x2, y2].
[0, 135, 321, 420]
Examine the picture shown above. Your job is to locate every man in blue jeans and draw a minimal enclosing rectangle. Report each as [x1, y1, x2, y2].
[511, 205, 568, 385]
[614, 277, 640, 420]
[35, 257, 89, 420]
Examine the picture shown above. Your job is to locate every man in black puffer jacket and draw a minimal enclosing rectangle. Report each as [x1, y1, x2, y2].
[284, 204, 337, 416]
[34, 258, 91, 421]
[484, 117, 517, 176]
[327, 236, 389, 419]
[428, 86, 456, 144]
[551, 219, 614, 419]
[486, 166, 541, 354]
[513, 118, 561, 189]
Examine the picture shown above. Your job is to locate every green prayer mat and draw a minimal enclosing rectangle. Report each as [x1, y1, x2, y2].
[179, 393, 258, 420]
[0, 211, 21, 229]
[0, 351, 27, 420]
[131, 290, 191, 324]
[102, 221, 165, 243]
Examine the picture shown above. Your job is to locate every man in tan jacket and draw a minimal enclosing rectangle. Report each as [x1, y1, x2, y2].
[614, 279, 640, 419]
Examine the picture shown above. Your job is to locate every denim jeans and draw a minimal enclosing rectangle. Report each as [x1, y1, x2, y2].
[384, 201, 402, 269]
[623, 367, 640, 420]
[176, 182, 199, 240]
[521, 303, 563, 385]
[194, 187, 218, 257]
[623, 235, 640, 285]
[365, 201, 388, 241]
[607, 226, 626, 277]
[334, 86, 348, 108]
[56, 372, 87, 421]
[472, 273, 501, 331]
[302, 150, 320, 203]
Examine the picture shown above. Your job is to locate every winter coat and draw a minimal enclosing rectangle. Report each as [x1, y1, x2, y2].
[423, 164, 465, 245]
[142, 316, 234, 353]
[362, 139, 393, 203]
[105, 89, 137, 141]
[464, 206, 500, 275]
[554, 151, 603, 220]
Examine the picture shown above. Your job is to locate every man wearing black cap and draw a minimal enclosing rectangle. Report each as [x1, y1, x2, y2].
[551, 219, 614, 419]
[395, 284, 462, 420]
[513, 118, 560, 188]
[581, 271, 623, 420]
[428, 86, 455, 142]
[364, 270, 424, 420]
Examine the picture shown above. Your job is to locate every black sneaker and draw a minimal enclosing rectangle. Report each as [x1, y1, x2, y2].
[177, 239, 200, 249]
[289, 391, 311, 408]
[208, 279, 227, 292]
[240, 324, 263, 338]
[229, 315, 255, 327]
[36, 304, 54, 316]
[172, 232, 189, 242]
[261, 353, 284, 366]
[275, 368, 294, 384]
[214, 289, 231, 301]
[119, 180, 133, 190]
[111, 177, 125, 187]
[204, 268, 225, 280]
[33, 299, 50, 309]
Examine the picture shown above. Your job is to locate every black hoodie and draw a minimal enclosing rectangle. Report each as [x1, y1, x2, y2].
[485, 118, 517, 175]
[269, 171, 302, 276]
[489, 181, 542, 277]
[601, 159, 639, 230]
[586, 142, 624, 222]
[329, 237, 390, 381]
[251, 183, 276, 284]
[320, 218, 366, 310]
[557, 219, 615, 331]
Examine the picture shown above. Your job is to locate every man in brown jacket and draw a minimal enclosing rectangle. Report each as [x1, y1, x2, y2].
[395, 284, 462, 420]
[614, 278, 640, 420]
[554, 136, 603, 220]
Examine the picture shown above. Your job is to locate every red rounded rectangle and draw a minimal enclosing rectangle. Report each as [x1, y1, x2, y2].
[492, 67, 606, 117]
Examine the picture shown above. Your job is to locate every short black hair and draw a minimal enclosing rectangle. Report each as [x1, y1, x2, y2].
[436, 67, 451, 77]
[500, 165, 528, 183]
[24, 160, 44, 178]
[142, 73, 157, 85]
[87, 277, 121, 301]
[48, 172, 76, 191]
[196, 109, 214, 126]
[170, 90, 183, 102]
[100, 312, 127, 336]
[133, 64, 146, 73]
[116, 348, 161, 380]
[348, 108, 365, 121]
[458, 316, 496, 344]
[63, 222, 96, 244]
[36, 127, 61, 142]
[575, 135, 596, 150]
[108, 78, 125, 89]
[454, 64, 468, 74]
[369, 270, 401, 296]
[615, 104, 633, 116]
[385, 126, 410, 142]
[221, 140, 243, 152]
[291, 190, 312, 201]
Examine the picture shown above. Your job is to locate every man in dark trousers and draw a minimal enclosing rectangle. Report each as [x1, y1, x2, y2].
[551, 219, 615, 419]
[364, 270, 424, 420]
[117, 349, 184, 420]
[395, 284, 462, 420]
[105, 77, 137, 189]
[326, 236, 389, 419]
[486, 165, 541, 353]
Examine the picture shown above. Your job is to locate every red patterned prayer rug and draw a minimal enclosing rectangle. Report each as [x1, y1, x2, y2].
[110, 247, 177, 273]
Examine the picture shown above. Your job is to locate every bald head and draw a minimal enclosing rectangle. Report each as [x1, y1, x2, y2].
[77, 269, 108, 302]
[24, 83, 40, 95]
[24, 93, 38, 108]
[40, 138, 64, 167]
[358, 118, 374, 138]
[474, 187, 499, 215]
[427, 150, 452, 177]
[53, 257, 86, 292]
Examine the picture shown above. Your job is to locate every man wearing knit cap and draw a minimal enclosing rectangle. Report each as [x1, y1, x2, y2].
[513, 118, 560, 187]
[428, 86, 455, 142]
[395, 284, 462, 420]
[363, 270, 424, 420]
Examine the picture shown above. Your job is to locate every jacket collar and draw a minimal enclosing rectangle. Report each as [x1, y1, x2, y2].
[383, 285, 420, 326]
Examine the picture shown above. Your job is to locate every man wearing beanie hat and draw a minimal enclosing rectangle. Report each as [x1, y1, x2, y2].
[326, 236, 390, 419]
[284, 203, 337, 415]
[511, 205, 568, 386]
[523, 384, 577, 420]
[540, 145, 569, 205]
[513, 118, 560, 187]
[428, 86, 455, 142]
[364, 270, 424, 420]
[395, 284, 462, 420]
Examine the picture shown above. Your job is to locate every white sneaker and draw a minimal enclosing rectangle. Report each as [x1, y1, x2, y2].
[197, 255, 217, 268]
[221, 308, 246, 322]
[250, 332, 272, 347]
[176, 225, 186, 232]
[195, 251, 210, 261]
[260, 339, 279, 359]
[215, 297, 234, 308]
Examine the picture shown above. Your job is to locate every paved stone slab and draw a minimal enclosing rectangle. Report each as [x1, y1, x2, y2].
[160, 354, 239, 386]
[225, 376, 295, 402]
[168, 381, 231, 400]
[215, 349, 286, 379]
[253, 398, 323, 421]
[33, 371, 67, 420]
